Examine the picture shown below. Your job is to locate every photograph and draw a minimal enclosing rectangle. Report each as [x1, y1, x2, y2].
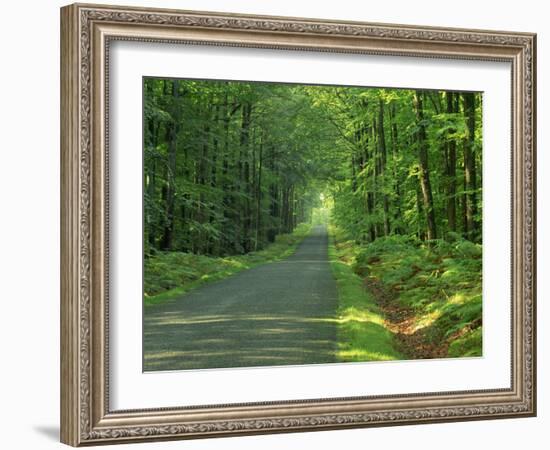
[142, 78, 483, 371]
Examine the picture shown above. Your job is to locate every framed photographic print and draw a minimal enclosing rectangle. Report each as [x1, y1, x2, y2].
[60, 2, 536, 446]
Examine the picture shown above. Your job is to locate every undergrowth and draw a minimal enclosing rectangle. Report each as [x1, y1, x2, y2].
[328, 231, 402, 362]
[144, 224, 312, 306]
[332, 226, 482, 359]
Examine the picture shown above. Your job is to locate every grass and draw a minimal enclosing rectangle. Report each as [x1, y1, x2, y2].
[327, 227, 402, 362]
[351, 231, 483, 358]
[144, 224, 312, 306]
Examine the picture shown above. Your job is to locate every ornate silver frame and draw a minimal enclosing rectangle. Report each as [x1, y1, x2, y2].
[60, 3, 536, 446]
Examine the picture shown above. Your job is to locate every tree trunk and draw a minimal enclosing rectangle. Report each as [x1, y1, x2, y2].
[371, 119, 379, 240]
[254, 136, 263, 251]
[378, 98, 391, 236]
[389, 102, 403, 234]
[197, 116, 210, 254]
[416, 183, 425, 240]
[145, 114, 159, 249]
[445, 92, 457, 233]
[362, 126, 376, 242]
[463, 92, 478, 240]
[238, 102, 252, 252]
[413, 91, 437, 241]
[268, 145, 279, 243]
[160, 80, 179, 250]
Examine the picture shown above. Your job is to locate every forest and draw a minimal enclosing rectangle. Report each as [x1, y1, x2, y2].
[143, 77, 483, 364]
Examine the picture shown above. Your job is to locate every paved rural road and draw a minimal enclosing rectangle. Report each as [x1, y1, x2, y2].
[143, 225, 339, 371]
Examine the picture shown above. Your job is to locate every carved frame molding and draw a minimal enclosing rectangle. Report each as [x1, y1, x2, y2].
[61, 3, 536, 446]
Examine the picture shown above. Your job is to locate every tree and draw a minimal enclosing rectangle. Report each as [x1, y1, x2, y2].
[413, 91, 437, 240]
[143, 78, 482, 259]
[463, 92, 479, 239]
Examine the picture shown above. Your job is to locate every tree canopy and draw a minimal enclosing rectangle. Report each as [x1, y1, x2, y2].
[144, 78, 482, 256]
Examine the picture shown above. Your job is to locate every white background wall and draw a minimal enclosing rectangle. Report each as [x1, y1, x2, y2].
[0, 0, 545, 449]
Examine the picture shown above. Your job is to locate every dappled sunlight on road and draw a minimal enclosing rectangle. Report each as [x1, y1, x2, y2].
[143, 225, 339, 371]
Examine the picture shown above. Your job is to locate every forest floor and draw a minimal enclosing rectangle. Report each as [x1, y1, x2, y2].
[327, 233, 402, 361]
[143, 223, 481, 371]
[143, 225, 339, 371]
[331, 227, 482, 360]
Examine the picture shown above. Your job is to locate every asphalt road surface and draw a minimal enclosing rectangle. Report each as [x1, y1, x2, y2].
[143, 225, 338, 371]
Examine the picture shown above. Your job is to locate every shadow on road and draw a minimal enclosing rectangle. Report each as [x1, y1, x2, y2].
[144, 225, 339, 371]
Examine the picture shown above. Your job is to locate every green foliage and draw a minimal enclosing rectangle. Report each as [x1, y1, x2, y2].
[328, 231, 402, 361]
[143, 77, 483, 359]
[326, 90, 482, 244]
[448, 328, 482, 357]
[143, 78, 337, 259]
[350, 232, 482, 357]
[145, 78, 482, 263]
